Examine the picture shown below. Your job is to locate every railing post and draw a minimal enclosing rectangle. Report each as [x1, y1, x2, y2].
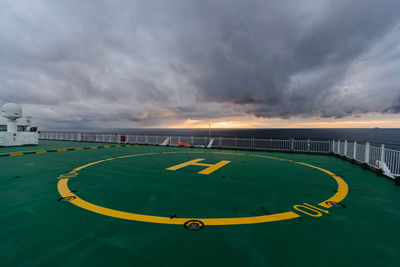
[78, 133, 81, 142]
[307, 139, 310, 152]
[235, 137, 237, 148]
[380, 144, 385, 162]
[334, 140, 339, 154]
[353, 141, 357, 159]
[365, 142, 370, 164]
[344, 140, 348, 157]
[136, 135, 138, 144]
[219, 137, 222, 146]
[337, 140, 341, 154]
[145, 135, 148, 144]
[291, 138, 294, 151]
[191, 136, 194, 145]
[251, 137, 254, 150]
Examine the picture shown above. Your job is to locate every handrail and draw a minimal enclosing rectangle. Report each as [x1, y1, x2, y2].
[38, 131, 400, 178]
[335, 138, 400, 147]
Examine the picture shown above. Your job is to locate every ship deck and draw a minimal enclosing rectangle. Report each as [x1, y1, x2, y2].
[1, 140, 399, 266]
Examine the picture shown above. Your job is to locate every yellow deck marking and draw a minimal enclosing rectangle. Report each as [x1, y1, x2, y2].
[166, 158, 204, 170]
[3, 148, 47, 154]
[166, 158, 231, 175]
[73, 160, 108, 172]
[295, 162, 348, 208]
[116, 153, 158, 160]
[103, 146, 111, 148]
[293, 205, 322, 217]
[213, 152, 245, 156]
[2, 143, 132, 157]
[57, 151, 348, 226]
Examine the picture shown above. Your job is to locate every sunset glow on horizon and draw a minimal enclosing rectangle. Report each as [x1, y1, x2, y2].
[167, 114, 400, 129]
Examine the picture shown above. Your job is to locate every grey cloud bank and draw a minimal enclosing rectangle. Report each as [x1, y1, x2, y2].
[0, 0, 400, 128]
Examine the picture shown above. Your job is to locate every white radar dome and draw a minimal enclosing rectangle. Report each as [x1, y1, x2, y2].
[1, 103, 22, 121]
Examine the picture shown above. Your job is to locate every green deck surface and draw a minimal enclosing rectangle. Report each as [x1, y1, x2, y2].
[1, 140, 399, 266]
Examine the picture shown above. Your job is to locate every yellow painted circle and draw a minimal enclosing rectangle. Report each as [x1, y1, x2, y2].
[57, 151, 348, 225]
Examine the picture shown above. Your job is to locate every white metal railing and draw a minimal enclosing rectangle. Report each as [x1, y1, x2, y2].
[332, 139, 400, 177]
[38, 131, 400, 178]
[39, 132, 332, 153]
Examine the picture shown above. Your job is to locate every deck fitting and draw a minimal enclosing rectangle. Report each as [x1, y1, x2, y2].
[183, 220, 204, 231]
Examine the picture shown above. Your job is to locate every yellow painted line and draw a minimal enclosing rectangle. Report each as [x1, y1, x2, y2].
[166, 158, 231, 175]
[247, 154, 281, 160]
[57, 178, 299, 225]
[198, 160, 230, 175]
[3, 148, 45, 154]
[166, 158, 205, 170]
[57, 151, 348, 226]
[3, 143, 129, 157]
[294, 162, 349, 208]
[213, 152, 245, 156]
[116, 153, 158, 159]
[73, 160, 109, 172]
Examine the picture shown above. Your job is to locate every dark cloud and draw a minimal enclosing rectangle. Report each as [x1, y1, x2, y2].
[0, 0, 400, 128]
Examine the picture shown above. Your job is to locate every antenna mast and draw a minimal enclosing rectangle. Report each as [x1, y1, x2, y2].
[209, 121, 211, 140]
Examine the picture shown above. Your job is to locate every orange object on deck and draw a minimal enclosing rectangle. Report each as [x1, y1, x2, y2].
[178, 141, 190, 147]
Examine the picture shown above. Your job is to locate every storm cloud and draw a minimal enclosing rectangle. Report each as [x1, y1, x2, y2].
[1, 0, 400, 128]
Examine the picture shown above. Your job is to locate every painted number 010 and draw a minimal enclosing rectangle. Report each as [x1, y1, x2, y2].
[293, 203, 329, 217]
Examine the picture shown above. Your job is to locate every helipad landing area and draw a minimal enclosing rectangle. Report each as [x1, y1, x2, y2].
[1, 140, 399, 266]
[61, 150, 347, 225]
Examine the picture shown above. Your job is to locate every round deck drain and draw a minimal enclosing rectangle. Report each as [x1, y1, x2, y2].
[184, 220, 204, 231]
[325, 201, 345, 208]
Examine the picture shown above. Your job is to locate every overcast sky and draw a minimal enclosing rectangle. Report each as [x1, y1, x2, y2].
[1, 0, 400, 129]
